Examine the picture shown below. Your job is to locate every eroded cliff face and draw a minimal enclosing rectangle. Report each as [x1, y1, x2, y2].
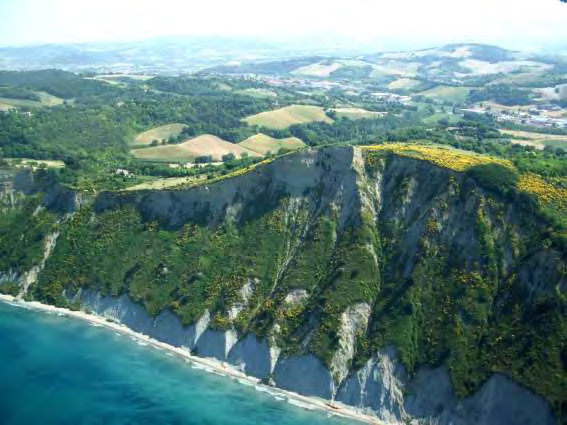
[0, 148, 564, 424]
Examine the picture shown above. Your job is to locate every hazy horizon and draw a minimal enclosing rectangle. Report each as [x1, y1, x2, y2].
[0, 0, 566, 52]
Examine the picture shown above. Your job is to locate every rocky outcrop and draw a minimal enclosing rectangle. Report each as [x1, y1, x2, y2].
[19, 230, 60, 296]
[94, 147, 358, 229]
[273, 354, 334, 399]
[3, 147, 561, 425]
[72, 289, 556, 425]
[331, 303, 371, 385]
[405, 368, 556, 425]
[337, 347, 407, 423]
[227, 334, 272, 379]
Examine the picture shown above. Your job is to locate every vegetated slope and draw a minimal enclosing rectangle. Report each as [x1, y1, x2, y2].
[4, 145, 564, 423]
[243, 105, 333, 129]
[132, 124, 188, 146]
[238, 133, 305, 155]
[419, 85, 473, 103]
[0, 87, 64, 109]
[131, 134, 261, 162]
[387, 78, 424, 91]
[0, 70, 114, 100]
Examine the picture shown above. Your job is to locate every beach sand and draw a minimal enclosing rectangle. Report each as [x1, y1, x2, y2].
[0, 294, 384, 424]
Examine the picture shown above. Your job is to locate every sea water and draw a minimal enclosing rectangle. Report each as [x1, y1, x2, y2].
[0, 302, 352, 424]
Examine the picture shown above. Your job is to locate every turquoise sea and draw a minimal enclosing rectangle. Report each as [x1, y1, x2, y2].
[0, 302, 352, 425]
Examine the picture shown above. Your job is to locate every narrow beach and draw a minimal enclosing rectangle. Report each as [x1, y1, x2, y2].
[0, 294, 384, 425]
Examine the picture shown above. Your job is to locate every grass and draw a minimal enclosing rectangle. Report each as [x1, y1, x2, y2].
[132, 123, 188, 146]
[422, 113, 461, 126]
[239, 133, 305, 155]
[501, 130, 567, 143]
[35, 91, 65, 106]
[387, 78, 424, 91]
[0, 97, 44, 109]
[332, 108, 386, 120]
[0, 102, 14, 111]
[243, 105, 333, 130]
[132, 134, 260, 162]
[0, 91, 64, 109]
[95, 74, 153, 81]
[371, 61, 421, 77]
[420, 86, 472, 103]
[235, 88, 277, 99]
[500, 130, 567, 150]
[123, 175, 208, 191]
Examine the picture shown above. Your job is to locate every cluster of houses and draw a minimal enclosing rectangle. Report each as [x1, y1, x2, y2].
[461, 104, 567, 128]
[370, 92, 413, 105]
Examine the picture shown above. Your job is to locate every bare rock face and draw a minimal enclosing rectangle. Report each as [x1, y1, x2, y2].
[227, 335, 272, 379]
[3, 146, 561, 425]
[273, 355, 334, 399]
[337, 347, 407, 423]
[71, 286, 561, 425]
[331, 303, 371, 385]
[406, 368, 556, 425]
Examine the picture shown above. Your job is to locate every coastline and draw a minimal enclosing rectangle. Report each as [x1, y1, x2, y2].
[0, 294, 384, 425]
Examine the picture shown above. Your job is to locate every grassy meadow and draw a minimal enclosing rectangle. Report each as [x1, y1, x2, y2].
[243, 105, 333, 129]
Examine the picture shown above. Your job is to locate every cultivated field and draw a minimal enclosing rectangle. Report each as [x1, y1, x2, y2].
[132, 134, 261, 162]
[236, 88, 277, 98]
[458, 59, 551, 76]
[243, 105, 333, 130]
[420, 86, 472, 103]
[0, 91, 64, 109]
[239, 133, 305, 155]
[132, 124, 188, 146]
[370, 61, 421, 77]
[332, 107, 385, 120]
[500, 130, 567, 149]
[388, 78, 423, 91]
[36, 91, 65, 106]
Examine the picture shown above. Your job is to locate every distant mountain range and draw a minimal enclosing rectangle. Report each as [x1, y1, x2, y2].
[0, 37, 564, 77]
[0, 36, 376, 75]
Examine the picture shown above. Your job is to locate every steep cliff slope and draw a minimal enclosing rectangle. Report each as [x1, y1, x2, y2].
[0, 146, 565, 424]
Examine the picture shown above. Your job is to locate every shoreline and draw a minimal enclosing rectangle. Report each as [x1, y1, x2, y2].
[0, 294, 384, 425]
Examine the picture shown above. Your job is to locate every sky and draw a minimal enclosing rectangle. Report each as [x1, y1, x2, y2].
[0, 0, 566, 50]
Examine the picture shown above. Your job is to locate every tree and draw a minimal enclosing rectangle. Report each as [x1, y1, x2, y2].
[195, 155, 212, 164]
[150, 139, 159, 147]
[222, 153, 235, 162]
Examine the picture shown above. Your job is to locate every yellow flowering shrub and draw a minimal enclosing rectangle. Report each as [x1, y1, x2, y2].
[517, 173, 567, 211]
[362, 143, 513, 172]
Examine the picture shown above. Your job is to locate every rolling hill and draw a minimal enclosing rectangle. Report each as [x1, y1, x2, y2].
[243, 105, 333, 129]
[132, 134, 261, 162]
[132, 124, 188, 146]
[238, 133, 305, 155]
[419, 85, 473, 103]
